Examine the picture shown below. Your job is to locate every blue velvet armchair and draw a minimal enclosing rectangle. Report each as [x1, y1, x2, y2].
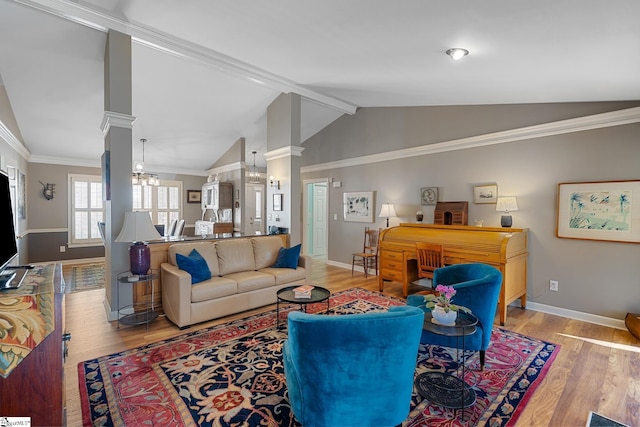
[283, 306, 424, 427]
[406, 263, 502, 370]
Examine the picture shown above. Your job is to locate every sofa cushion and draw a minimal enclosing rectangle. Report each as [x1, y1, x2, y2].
[253, 236, 284, 269]
[225, 271, 275, 293]
[176, 249, 211, 284]
[273, 244, 302, 269]
[169, 242, 220, 276]
[191, 276, 238, 303]
[216, 239, 256, 276]
[259, 267, 306, 285]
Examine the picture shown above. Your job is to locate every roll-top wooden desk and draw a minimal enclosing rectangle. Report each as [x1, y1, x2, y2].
[379, 224, 528, 325]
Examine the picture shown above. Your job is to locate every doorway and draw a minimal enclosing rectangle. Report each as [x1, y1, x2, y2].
[245, 183, 265, 235]
[303, 179, 328, 259]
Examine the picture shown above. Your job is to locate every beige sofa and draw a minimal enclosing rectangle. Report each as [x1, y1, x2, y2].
[161, 236, 310, 328]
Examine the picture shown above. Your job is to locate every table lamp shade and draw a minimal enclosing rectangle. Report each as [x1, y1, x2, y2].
[379, 203, 397, 227]
[115, 212, 162, 275]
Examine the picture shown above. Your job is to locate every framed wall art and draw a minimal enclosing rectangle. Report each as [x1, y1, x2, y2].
[343, 191, 374, 222]
[473, 184, 498, 204]
[420, 187, 438, 205]
[18, 170, 26, 219]
[557, 180, 640, 243]
[187, 190, 201, 203]
[273, 193, 283, 211]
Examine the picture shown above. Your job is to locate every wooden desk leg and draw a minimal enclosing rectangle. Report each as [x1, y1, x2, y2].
[402, 279, 408, 298]
[520, 294, 527, 309]
[499, 302, 507, 326]
[379, 276, 384, 292]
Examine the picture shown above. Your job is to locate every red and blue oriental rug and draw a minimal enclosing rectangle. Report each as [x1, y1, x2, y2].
[78, 288, 559, 426]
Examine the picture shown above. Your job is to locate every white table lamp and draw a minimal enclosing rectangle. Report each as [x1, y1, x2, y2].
[496, 197, 519, 228]
[115, 211, 162, 275]
[379, 203, 397, 228]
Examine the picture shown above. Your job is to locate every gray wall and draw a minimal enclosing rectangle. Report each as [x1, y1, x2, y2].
[26, 162, 206, 262]
[300, 102, 640, 320]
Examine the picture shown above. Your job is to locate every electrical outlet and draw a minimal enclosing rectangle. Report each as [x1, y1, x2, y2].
[549, 280, 559, 291]
[59, 245, 66, 252]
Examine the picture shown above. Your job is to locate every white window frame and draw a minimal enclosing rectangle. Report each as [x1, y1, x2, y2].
[68, 174, 104, 248]
[133, 180, 183, 233]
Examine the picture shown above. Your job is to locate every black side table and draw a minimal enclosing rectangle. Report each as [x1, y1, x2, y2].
[116, 270, 159, 329]
[276, 285, 330, 329]
[415, 310, 478, 418]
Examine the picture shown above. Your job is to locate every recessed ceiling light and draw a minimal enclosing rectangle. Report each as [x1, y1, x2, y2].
[446, 48, 469, 60]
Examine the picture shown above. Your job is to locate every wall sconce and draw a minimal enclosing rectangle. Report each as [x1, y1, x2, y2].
[496, 197, 519, 228]
[38, 181, 55, 200]
[269, 175, 280, 190]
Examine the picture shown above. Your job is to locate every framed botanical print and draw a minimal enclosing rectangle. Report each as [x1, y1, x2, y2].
[557, 180, 640, 243]
[343, 191, 374, 222]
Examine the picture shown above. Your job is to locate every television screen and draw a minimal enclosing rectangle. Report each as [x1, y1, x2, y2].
[0, 171, 18, 274]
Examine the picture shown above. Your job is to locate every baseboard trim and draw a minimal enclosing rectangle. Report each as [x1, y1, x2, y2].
[525, 301, 626, 331]
[325, 259, 627, 330]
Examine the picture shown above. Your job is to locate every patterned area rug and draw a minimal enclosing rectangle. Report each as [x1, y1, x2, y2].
[68, 263, 105, 293]
[78, 288, 559, 426]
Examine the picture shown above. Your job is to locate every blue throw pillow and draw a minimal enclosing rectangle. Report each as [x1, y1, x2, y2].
[272, 244, 301, 269]
[176, 249, 211, 284]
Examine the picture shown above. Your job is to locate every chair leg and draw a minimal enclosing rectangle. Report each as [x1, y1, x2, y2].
[363, 258, 368, 279]
[480, 350, 486, 371]
[351, 256, 355, 276]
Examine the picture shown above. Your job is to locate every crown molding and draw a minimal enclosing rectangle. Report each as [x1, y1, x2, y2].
[301, 106, 640, 173]
[29, 154, 208, 176]
[0, 120, 31, 160]
[101, 111, 137, 135]
[206, 161, 243, 176]
[12, 0, 357, 115]
[264, 146, 305, 162]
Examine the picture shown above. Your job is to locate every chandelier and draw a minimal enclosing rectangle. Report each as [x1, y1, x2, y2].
[132, 138, 159, 186]
[248, 150, 261, 184]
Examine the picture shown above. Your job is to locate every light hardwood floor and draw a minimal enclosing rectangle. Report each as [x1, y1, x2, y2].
[64, 260, 639, 426]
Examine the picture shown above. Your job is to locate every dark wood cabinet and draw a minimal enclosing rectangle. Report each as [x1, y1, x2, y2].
[0, 264, 67, 426]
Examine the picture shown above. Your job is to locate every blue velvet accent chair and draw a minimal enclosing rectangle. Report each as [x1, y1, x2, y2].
[283, 306, 424, 427]
[406, 263, 502, 370]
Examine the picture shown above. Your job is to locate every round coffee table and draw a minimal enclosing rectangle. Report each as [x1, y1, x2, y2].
[276, 285, 330, 329]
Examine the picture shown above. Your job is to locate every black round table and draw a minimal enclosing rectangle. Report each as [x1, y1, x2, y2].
[276, 285, 330, 329]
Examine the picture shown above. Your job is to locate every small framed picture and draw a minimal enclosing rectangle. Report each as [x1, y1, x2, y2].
[420, 187, 438, 205]
[474, 184, 498, 204]
[187, 190, 201, 203]
[273, 193, 283, 211]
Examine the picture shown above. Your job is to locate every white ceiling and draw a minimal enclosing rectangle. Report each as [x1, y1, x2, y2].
[0, 0, 639, 175]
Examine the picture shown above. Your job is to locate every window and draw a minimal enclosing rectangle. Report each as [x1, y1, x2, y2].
[133, 180, 182, 233]
[68, 174, 103, 247]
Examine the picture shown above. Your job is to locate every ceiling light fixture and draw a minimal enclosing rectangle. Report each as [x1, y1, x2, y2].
[248, 150, 261, 184]
[446, 48, 469, 60]
[132, 138, 159, 186]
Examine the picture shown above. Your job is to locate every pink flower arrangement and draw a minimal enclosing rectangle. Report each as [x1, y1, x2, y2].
[424, 284, 470, 313]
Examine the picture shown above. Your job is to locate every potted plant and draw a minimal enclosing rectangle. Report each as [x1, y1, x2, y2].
[424, 284, 470, 325]
[416, 210, 424, 222]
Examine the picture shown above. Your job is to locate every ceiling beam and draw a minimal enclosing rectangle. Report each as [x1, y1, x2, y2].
[12, 0, 358, 115]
